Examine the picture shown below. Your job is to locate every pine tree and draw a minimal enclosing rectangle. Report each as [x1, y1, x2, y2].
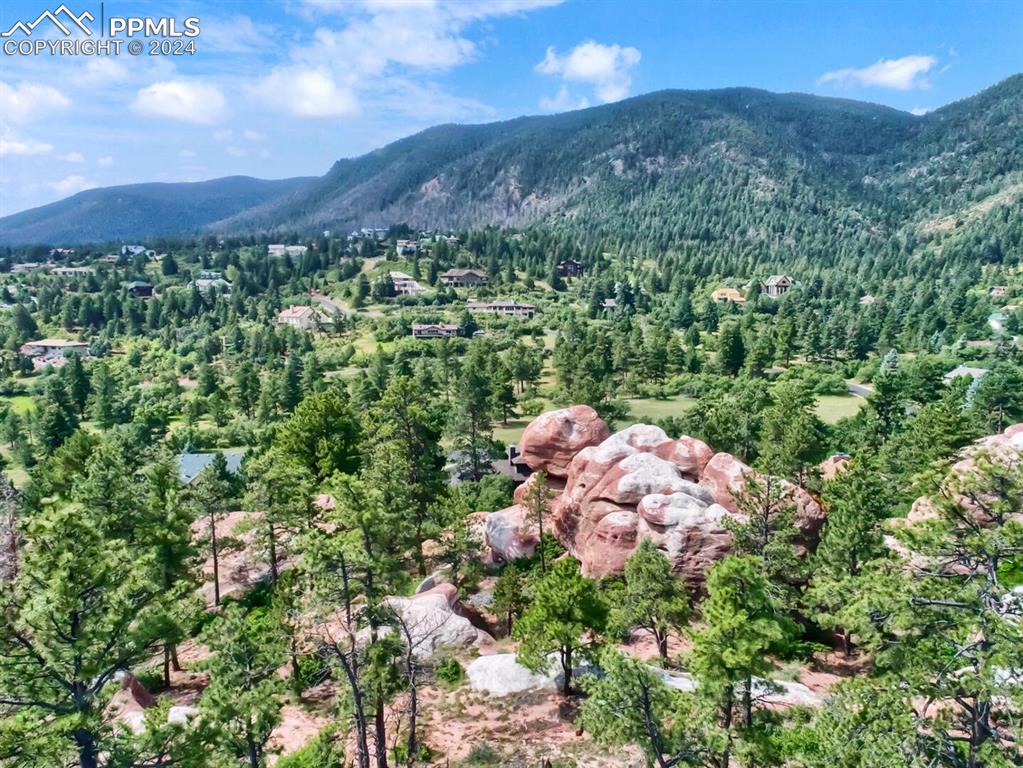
[608, 540, 690, 660]
[514, 558, 608, 696]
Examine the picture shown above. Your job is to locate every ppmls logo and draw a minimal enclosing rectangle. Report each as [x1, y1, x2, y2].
[2, 4, 200, 57]
[1, 4, 94, 37]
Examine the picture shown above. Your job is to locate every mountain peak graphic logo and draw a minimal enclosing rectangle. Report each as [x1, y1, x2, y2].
[1, 4, 95, 38]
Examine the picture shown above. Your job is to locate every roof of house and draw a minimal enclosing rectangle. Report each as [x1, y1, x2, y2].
[712, 287, 745, 301]
[126, 281, 152, 289]
[442, 268, 486, 278]
[278, 305, 317, 319]
[177, 449, 245, 485]
[764, 274, 793, 286]
[23, 338, 88, 348]
[412, 323, 459, 331]
[943, 365, 988, 381]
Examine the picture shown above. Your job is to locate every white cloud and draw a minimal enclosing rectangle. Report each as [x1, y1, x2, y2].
[539, 84, 589, 112]
[178, 149, 197, 159]
[49, 175, 96, 195]
[536, 40, 641, 103]
[71, 58, 130, 87]
[226, 146, 247, 157]
[0, 129, 52, 157]
[132, 79, 226, 124]
[59, 152, 85, 163]
[817, 55, 938, 91]
[96, 155, 113, 166]
[0, 81, 70, 123]
[255, 67, 358, 118]
[212, 129, 234, 141]
[910, 106, 933, 116]
[243, 129, 265, 141]
[200, 15, 275, 53]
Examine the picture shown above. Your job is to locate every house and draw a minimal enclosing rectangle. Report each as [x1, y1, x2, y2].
[761, 275, 794, 298]
[268, 244, 309, 258]
[943, 365, 988, 384]
[126, 281, 154, 298]
[49, 248, 75, 258]
[276, 305, 324, 331]
[556, 259, 584, 278]
[988, 312, 1009, 334]
[121, 245, 147, 256]
[859, 294, 876, 306]
[177, 449, 245, 486]
[51, 266, 95, 277]
[602, 298, 618, 310]
[192, 276, 232, 294]
[711, 287, 745, 304]
[20, 338, 90, 368]
[11, 262, 44, 273]
[466, 299, 536, 319]
[412, 323, 460, 339]
[440, 268, 488, 288]
[101, 254, 123, 264]
[390, 271, 425, 296]
[396, 239, 418, 256]
[990, 286, 1008, 299]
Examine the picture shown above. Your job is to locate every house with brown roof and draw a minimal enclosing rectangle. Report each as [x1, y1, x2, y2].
[276, 305, 325, 331]
[466, 299, 536, 319]
[711, 287, 745, 304]
[412, 323, 460, 339]
[440, 269, 487, 288]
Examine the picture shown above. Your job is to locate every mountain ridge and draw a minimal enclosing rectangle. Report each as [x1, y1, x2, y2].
[1, 75, 1020, 246]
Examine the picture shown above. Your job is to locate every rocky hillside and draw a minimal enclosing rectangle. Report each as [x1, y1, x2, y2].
[1, 75, 1020, 247]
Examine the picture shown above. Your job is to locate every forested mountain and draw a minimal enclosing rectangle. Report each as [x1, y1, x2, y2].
[1, 75, 1020, 249]
[0, 176, 313, 245]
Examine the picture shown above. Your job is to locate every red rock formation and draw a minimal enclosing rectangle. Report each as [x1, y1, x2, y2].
[484, 410, 828, 586]
[516, 405, 610, 477]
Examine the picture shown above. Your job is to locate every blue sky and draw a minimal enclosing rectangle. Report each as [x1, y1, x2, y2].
[1, 0, 1020, 217]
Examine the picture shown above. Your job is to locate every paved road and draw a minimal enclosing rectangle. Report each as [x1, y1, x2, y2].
[846, 382, 873, 398]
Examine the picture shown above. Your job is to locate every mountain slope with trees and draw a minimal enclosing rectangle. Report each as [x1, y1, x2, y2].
[0, 75, 1020, 259]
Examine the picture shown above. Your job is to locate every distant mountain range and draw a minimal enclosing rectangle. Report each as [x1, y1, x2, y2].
[1, 75, 1020, 247]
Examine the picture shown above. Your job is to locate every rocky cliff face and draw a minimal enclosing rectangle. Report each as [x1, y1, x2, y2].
[484, 406, 824, 587]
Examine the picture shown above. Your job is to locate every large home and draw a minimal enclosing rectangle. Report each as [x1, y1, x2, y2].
[466, 299, 536, 319]
[20, 338, 90, 358]
[277, 305, 326, 331]
[859, 294, 877, 306]
[711, 287, 745, 304]
[943, 365, 988, 384]
[390, 271, 425, 296]
[396, 239, 418, 255]
[988, 312, 1009, 334]
[20, 338, 90, 369]
[412, 323, 460, 339]
[761, 275, 794, 298]
[268, 244, 309, 258]
[177, 449, 245, 486]
[191, 271, 231, 294]
[51, 266, 95, 277]
[990, 285, 1008, 299]
[556, 259, 584, 277]
[126, 281, 154, 298]
[49, 248, 76, 258]
[440, 268, 488, 288]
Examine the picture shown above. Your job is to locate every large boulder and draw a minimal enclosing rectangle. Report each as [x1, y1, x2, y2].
[466, 653, 558, 696]
[385, 584, 493, 659]
[484, 504, 539, 562]
[517, 405, 610, 477]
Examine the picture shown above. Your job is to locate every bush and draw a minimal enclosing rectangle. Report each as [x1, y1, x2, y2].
[275, 728, 343, 768]
[461, 742, 501, 766]
[435, 657, 464, 686]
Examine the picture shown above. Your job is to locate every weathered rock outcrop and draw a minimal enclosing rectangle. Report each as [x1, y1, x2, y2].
[517, 404, 610, 477]
[485, 408, 824, 586]
[385, 584, 493, 659]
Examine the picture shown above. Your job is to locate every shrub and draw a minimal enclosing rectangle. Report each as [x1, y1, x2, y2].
[435, 657, 464, 686]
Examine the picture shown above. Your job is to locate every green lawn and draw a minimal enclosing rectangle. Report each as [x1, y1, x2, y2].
[2, 395, 35, 415]
[626, 395, 697, 423]
[815, 394, 864, 424]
